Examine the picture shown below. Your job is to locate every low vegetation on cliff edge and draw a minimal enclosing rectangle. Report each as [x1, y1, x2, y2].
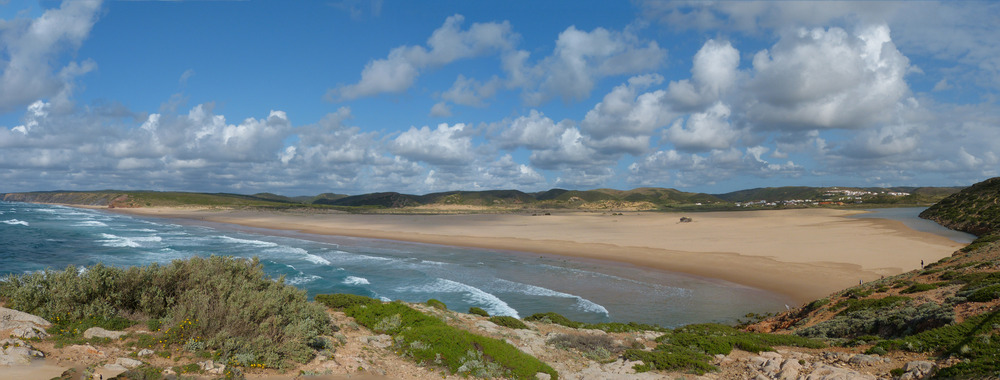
[753, 176, 1000, 378]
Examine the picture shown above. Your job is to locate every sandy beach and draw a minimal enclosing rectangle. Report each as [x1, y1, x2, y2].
[99, 207, 966, 304]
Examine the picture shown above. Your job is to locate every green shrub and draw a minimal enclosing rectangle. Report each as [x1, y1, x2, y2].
[966, 284, 1000, 302]
[799, 301, 953, 339]
[489, 316, 528, 330]
[625, 324, 823, 375]
[0, 256, 332, 369]
[624, 345, 716, 375]
[426, 299, 447, 310]
[889, 368, 905, 377]
[865, 346, 887, 355]
[834, 296, 910, 315]
[872, 310, 1000, 377]
[845, 288, 874, 298]
[344, 302, 557, 379]
[524, 312, 582, 328]
[802, 298, 830, 313]
[523, 312, 666, 332]
[960, 234, 1000, 253]
[110, 366, 164, 380]
[901, 283, 939, 294]
[314, 293, 380, 310]
[468, 307, 490, 317]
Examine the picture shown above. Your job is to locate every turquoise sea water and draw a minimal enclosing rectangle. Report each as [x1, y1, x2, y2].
[0, 201, 794, 327]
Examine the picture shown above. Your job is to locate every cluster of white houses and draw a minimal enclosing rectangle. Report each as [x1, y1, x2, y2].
[734, 188, 912, 208]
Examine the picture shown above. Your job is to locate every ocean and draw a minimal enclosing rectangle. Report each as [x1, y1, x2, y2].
[2, 201, 794, 327]
[849, 207, 976, 244]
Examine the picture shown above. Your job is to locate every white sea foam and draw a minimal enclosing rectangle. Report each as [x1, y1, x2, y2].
[303, 254, 330, 265]
[287, 274, 322, 285]
[343, 276, 370, 285]
[380, 296, 392, 302]
[2, 219, 29, 226]
[397, 278, 519, 318]
[99, 233, 162, 248]
[495, 279, 609, 316]
[220, 236, 278, 247]
[75, 220, 109, 227]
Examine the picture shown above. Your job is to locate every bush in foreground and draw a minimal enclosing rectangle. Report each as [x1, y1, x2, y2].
[0, 256, 332, 368]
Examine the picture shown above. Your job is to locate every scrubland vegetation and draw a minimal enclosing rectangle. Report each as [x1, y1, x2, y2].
[0, 256, 331, 369]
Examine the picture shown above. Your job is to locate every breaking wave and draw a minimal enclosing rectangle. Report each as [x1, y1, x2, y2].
[396, 278, 519, 318]
[343, 276, 370, 285]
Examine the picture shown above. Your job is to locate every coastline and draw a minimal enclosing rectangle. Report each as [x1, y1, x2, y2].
[95, 206, 965, 304]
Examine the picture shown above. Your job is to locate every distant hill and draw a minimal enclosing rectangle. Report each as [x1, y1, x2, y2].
[920, 177, 1000, 236]
[1, 184, 964, 211]
[313, 192, 421, 208]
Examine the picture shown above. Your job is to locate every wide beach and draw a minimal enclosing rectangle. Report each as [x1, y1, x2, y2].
[107, 207, 966, 303]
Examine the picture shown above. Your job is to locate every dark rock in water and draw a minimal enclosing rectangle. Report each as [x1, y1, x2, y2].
[679, 217, 692, 223]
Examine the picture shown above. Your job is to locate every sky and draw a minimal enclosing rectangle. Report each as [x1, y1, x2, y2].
[0, 0, 998, 196]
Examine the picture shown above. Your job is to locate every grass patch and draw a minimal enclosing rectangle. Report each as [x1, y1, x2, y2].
[320, 294, 558, 380]
[425, 299, 447, 310]
[488, 316, 528, 330]
[0, 256, 332, 369]
[624, 323, 824, 375]
[315, 293, 380, 309]
[468, 307, 490, 317]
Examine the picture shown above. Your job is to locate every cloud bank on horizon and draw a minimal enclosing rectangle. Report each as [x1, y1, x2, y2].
[0, 0, 997, 195]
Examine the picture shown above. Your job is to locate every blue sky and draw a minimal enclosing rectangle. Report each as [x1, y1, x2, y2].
[1, 0, 998, 195]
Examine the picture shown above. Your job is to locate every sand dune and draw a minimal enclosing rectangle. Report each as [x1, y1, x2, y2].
[108, 207, 964, 303]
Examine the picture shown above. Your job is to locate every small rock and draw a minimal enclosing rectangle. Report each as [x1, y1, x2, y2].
[137, 348, 154, 357]
[760, 351, 783, 360]
[781, 358, 802, 371]
[778, 367, 799, 380]
[848, 354, 880, 366]
[535, 373, 551, 380]
[103, 363, 127, 371]
[116, 357, 143, 369]
[361, 334, 393, 349]
[761, 358, 782, 374]
[10, 326, 48, 339]
[83, 327, 127, 340]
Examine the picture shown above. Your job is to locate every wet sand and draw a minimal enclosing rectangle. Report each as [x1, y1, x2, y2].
[104, 207, 964, 303]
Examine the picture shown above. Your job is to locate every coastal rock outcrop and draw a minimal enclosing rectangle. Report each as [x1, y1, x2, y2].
[0, 338, 45, 366]
[83, 327, 128, 340]
[0, 307, 52, 340]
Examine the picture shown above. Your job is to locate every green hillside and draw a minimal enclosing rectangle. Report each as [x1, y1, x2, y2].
[920, 177, 1000, 236]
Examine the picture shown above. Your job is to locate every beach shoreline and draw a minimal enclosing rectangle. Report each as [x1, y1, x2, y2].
[91, 206, 966, 304]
